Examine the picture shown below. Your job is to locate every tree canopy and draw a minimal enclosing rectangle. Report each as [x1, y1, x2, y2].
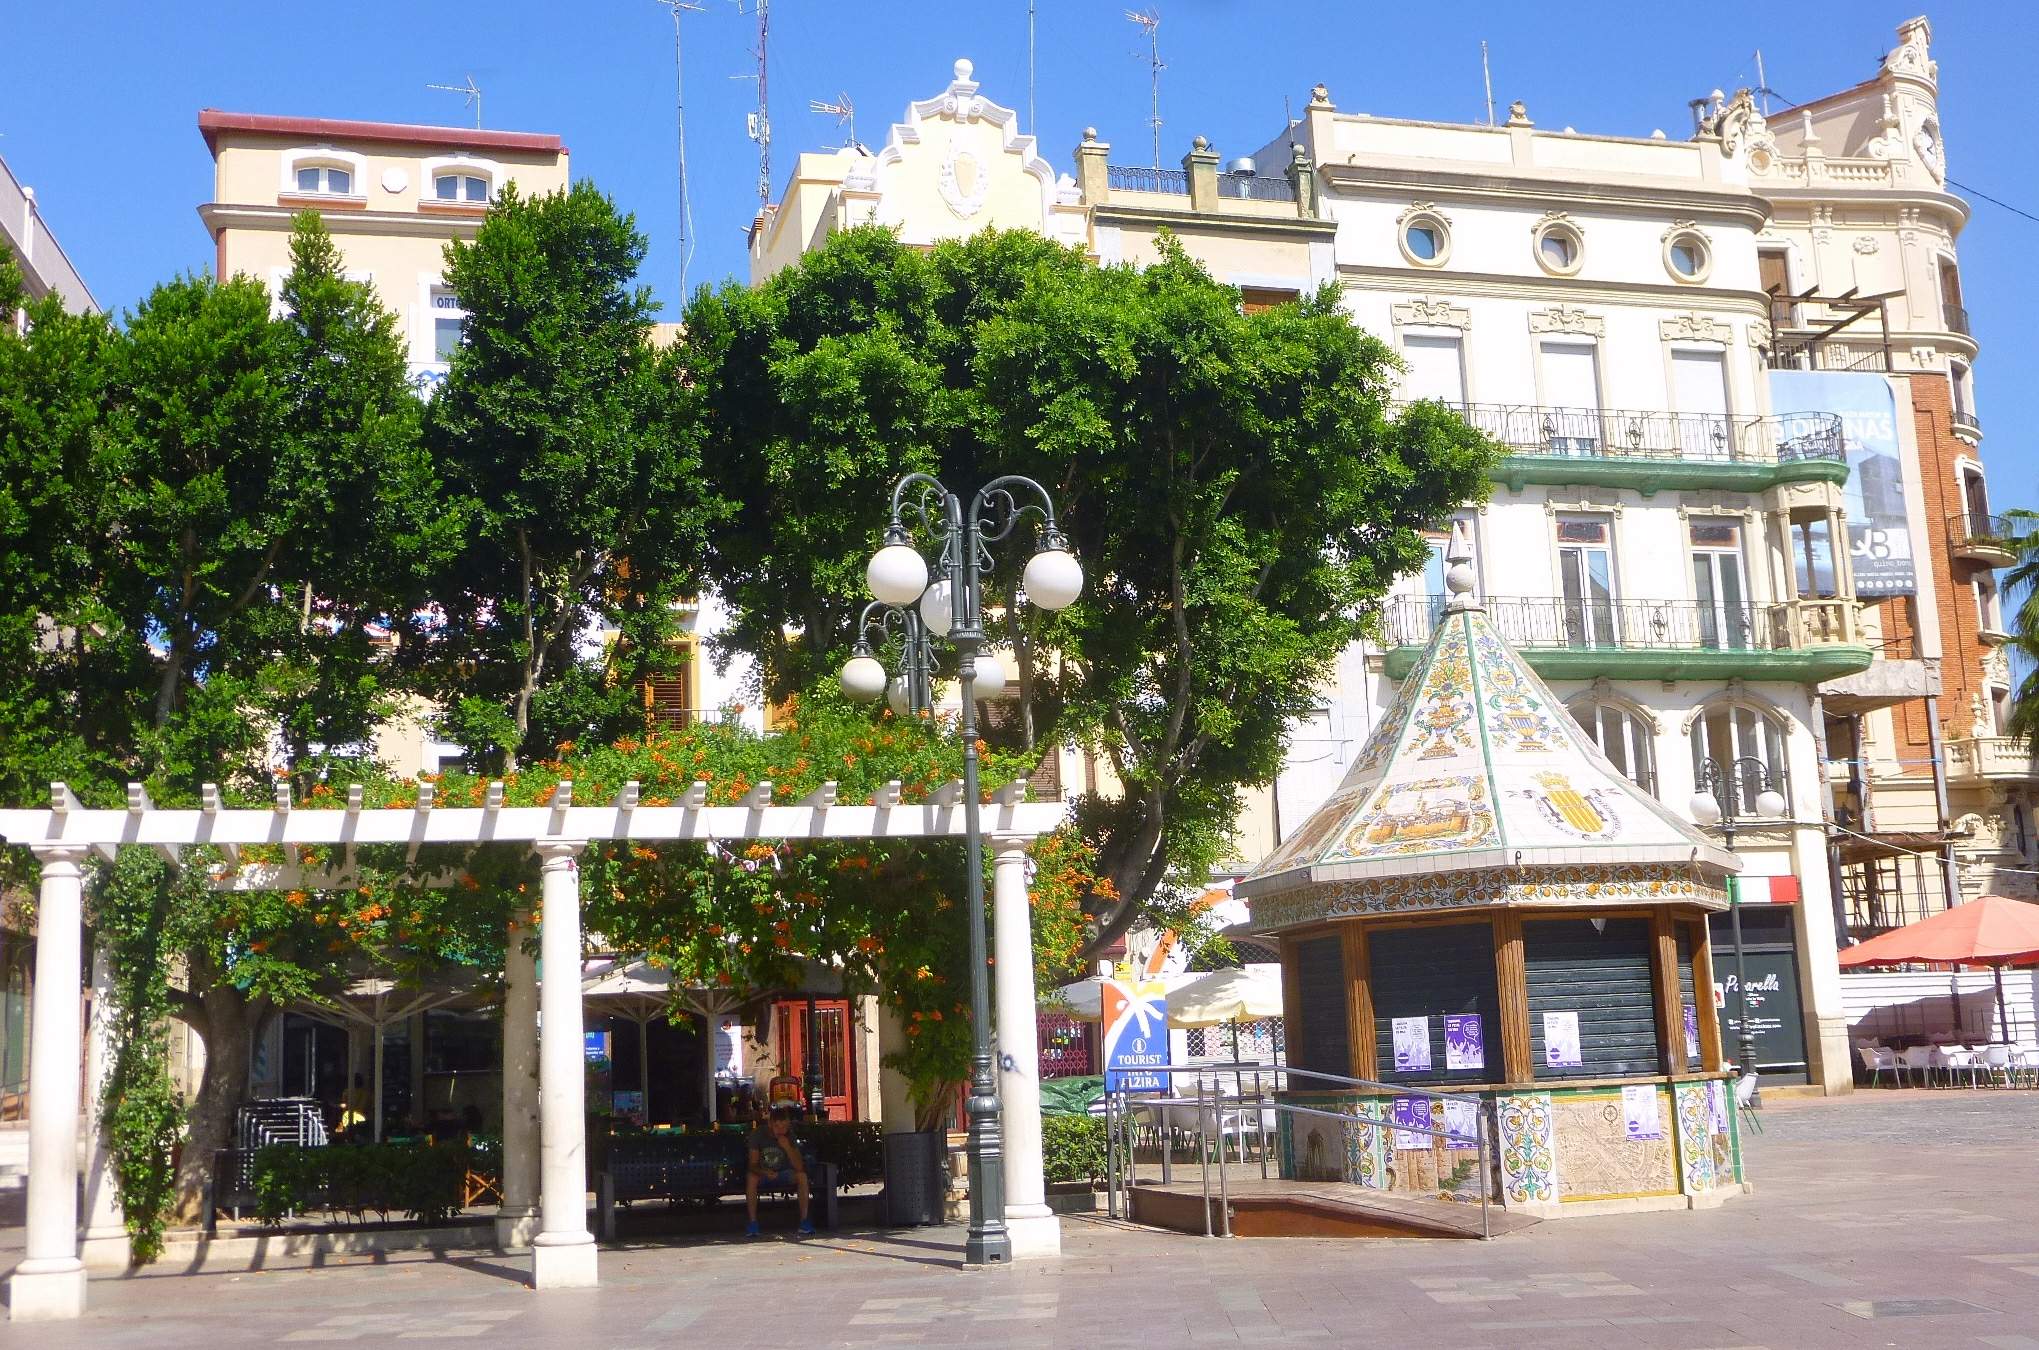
[677, 225, 1494, 954]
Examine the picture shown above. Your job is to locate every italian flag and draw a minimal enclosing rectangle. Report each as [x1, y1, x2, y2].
[1729, 875, 1801, 905]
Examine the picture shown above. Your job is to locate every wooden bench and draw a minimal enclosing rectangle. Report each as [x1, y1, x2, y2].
[596, 1133, 838, 1238]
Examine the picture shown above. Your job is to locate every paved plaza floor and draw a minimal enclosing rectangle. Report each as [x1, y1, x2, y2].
[5, 1087, 2039, 1348]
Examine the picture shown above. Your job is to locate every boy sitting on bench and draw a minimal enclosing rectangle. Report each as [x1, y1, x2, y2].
[745, 1103, 814, 1237]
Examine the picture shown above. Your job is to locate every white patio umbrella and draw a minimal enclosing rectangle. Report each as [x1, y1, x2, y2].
[1052, 970, 1197, 1022]
[1165, 964, 1285, 1062]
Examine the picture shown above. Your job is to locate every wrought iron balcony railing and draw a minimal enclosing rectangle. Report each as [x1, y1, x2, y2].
[1106, 164, 1189, 195]
[1404, 401, 1844, 465]
[1951, 409, 1982, 440]
[1381, 595, 1834, 654]
[1216, 173, 1296, 202]
[1947, 510, 2023, 561]
[1944, 302, 1971, 336]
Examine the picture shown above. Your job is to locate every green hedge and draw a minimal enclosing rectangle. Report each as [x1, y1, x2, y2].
[1040, 1113, 1106, 1186]
[802, 1120, 883, 1186]
[251, 1143, 471, 1227]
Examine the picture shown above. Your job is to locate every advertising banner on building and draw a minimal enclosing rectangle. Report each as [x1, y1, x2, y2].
[1101, 978, 1171, 1094]
[1767, 370, 1915, 596]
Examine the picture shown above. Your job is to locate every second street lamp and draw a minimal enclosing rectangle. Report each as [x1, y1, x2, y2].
[1689, 757, 1787, 1106]
[840, 471, 1081, 1267]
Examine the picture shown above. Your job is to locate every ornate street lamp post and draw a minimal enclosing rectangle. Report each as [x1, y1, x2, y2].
[1689, 757, 1788, 1105]
[841, 472, 1082, 1267]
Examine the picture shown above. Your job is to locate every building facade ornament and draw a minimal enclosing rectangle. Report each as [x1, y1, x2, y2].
[1659, 313, 1731, 344]
[1852, 236, 1880, 254]
[1714, 91, 1775, 170]
[1392, 297, 1471, 329]
[1883, 16, 1937, 86]
[1527, 306, 1603, 337]
[937, 140, 993, 220]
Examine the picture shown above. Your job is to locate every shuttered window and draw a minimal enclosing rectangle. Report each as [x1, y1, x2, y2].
[1524, 917, 1661, 1080]
[1368, 921, 1499, 1086]
[1290, 936, 1351, 1081]
[643, 649, 695, 728]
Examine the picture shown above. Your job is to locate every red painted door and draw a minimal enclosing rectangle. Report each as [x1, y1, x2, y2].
[773, 999, 856, 1121]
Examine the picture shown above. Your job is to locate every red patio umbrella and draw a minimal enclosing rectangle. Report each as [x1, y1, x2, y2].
[1839, 895, 2039, 1043]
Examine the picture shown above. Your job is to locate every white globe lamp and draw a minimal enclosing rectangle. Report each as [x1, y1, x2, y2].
[867, 539, 929, 606]
[886, 676, 912, 717]
[919, 578, 954, 636]
[840, 653, 887, 702]
[1755, 787, 1787, 818]
[969, 654, 1007, 701]
[1688, 790, 1722, 826]
[1023, 544, 1084, 611]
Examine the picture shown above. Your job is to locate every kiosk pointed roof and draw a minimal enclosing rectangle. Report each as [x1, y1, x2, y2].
[1242, 526, 1735, 924]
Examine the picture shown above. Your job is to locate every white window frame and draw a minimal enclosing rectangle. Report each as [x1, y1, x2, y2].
[1567, 694, 1659, 797]
[279, 147, 369, 198]
[421, 154, 504, 204]
[1688, 698, 1793, 818]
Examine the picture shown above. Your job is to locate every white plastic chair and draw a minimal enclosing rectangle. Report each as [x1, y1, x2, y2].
[1897, 1045, 1938, 1087]
[1938, 1045, 1980, 1089]
[1856, 1044, 1898, 1087]
[1982, 1044, 2014, 1088]
[2016, 1046, 2039, 1088]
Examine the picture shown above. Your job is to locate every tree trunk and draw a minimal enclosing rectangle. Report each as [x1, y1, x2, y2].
[173, 984, 265, 1222]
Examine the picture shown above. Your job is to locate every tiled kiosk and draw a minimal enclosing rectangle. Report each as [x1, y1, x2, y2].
[1240, 528, 1748, 1219]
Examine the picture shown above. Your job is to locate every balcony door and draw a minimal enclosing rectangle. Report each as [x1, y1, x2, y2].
[1671, 349, 1731, 460]
[1402, 333, 1467, 404]
[1689, 518, 1751, 650]
[1537, 340, 1602, 455]
[1556, 515, 1618, 648]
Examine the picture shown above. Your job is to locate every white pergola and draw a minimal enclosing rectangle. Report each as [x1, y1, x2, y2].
[0, 776, 1068, 1322]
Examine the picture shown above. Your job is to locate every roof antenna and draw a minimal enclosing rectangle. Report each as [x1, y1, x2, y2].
[732, 0, 771, 211]
[426, 75, 483, 129]
[1125, 8, 1163, 170]
[654, 1, 707, 300]
[1028, 0, 1038, 132]
[1754, 48, 1771, 116]
[1481, 41, 1495, 127]
[807, 92, 856, 150]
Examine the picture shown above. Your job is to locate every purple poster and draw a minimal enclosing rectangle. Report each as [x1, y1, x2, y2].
[1392, 1017, 1431, 1072]
[1390, 1096, 1430, 1151]
[1445, 1014, 1484, 1071]
[1684, 1004, 1700, 1061]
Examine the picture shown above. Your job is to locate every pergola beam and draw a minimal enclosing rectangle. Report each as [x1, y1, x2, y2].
[1, 780, 1066, 855]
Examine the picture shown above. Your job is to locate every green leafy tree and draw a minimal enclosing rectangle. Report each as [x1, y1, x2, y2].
[677, 226, 1493, 957]
[414, 182, 720, 770]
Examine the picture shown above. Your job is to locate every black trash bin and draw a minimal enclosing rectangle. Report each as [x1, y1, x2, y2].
[880, 1129, 947, 1226]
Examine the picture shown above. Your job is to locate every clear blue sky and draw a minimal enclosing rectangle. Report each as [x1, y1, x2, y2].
[4, 2, 2032, 505]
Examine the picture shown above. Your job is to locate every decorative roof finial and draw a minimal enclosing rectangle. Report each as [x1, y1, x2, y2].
[1444, 520, 1481, 614]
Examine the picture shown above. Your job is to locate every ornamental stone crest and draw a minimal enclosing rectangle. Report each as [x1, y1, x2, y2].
[937, 140, 992, 220]
[1883, 16, 1937, 86]
[1659, 313, 1731, 344]
[1392, 298, 1470, 329]
[1527, 307, 1603, 337]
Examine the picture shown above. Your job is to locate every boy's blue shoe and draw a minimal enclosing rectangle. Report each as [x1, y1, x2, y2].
[744, 1220, 761, 1238]
[796, 1220, 816, 1236]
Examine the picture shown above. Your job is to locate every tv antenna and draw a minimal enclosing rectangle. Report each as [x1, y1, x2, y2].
[1481, 41, 1496, 126]
[1028, 0, 1038, 131]
[731, 0, 771, 211]
[654, 1, 707, 299]
[426, 75, 483, 129]
[1126, 9, 1163, 169]
[807, 93, 856, 150]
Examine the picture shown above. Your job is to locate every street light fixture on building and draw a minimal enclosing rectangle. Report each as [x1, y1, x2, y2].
[1690, 758, 1787, 1104]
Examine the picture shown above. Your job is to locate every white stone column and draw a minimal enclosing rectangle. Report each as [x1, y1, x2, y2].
[991, 834, 1060, 1258]
[79, 942, 129, 1270]
[7, 846, 89, 1321]
[496, 907, 541, 1249]
[530, 841, 597, 1290]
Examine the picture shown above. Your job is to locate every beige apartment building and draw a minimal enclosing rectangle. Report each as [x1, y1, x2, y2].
[198, 111, 569, 395]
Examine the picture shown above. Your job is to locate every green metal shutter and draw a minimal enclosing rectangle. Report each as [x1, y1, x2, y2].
[1524, 917, 1662, 1080]
[1291, 935, 1350, 1080]
[1368, 922, 1499, 1085]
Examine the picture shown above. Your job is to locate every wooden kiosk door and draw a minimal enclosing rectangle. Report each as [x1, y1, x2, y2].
[773, 999, 856, 1120]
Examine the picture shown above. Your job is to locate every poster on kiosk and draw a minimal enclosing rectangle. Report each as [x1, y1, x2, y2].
[1101, 978, 1171, 1094]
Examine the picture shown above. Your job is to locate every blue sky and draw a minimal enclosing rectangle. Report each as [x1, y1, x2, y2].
[4, 2, 2032, 503]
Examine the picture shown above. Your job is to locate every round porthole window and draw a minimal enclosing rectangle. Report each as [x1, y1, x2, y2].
[1399, 211, 1450, 267]
[1665, 230, 1711, 282]
[1535, 221, 1583, 276]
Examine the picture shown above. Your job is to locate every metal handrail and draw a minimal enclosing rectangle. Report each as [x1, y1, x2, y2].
[1104, 1060, 1492, 1241]
[1106, 164, 1189, 195]
[1216, 174, 1296, 202]
[1948, 510, 2020, 548]
[1399, 400, 1845, 465]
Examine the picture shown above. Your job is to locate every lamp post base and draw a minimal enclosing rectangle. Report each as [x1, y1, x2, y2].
[963, 1229, 1013, 1266]
[6, 1259, 87, 1321]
